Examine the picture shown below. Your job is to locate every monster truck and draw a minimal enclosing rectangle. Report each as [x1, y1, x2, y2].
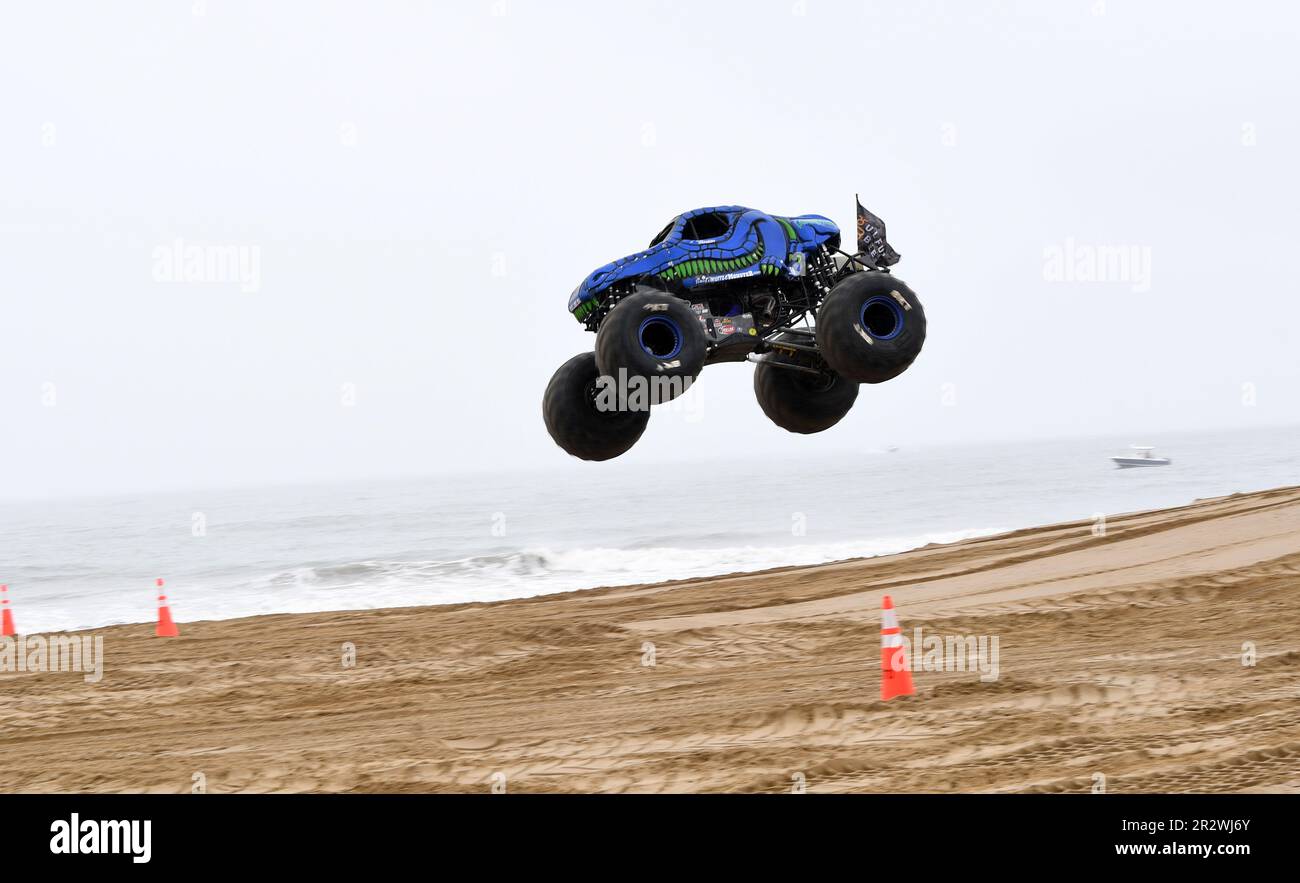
[543, 198, 926, 460]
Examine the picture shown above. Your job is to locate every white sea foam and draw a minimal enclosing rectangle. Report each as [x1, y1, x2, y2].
[13, 528, 1002, 632]
[257, 526, 1001, 598]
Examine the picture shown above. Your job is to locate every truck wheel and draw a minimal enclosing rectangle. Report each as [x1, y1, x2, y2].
[753, 336, 859, 434]
[595, 289, 705, 404]
[543, 352, 649, 461]
[816, 272, 925, 383]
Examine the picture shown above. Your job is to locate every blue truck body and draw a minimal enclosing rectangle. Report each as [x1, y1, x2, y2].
[567, 206, 841, 323]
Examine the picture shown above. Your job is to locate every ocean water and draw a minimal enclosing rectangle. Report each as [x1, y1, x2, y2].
[0, 425, 1295, 633]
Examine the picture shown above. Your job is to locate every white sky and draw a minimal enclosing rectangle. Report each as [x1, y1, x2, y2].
[1, 1, 1296, 499]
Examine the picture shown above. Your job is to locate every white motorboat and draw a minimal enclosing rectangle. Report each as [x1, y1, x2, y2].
[1111, 445, 1171, 468]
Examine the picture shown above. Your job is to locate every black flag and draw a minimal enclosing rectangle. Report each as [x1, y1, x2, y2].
[855, 195, 900, 267]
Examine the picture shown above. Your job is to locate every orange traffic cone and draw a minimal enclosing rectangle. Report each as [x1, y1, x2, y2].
[1, 584, 14, 637]
[155, 578, 179, 637]
[880, 594, 915, 701]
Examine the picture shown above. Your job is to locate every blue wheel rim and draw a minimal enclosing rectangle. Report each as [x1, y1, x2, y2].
[637, 316, 683, 360]
[859, 295, 905, 341]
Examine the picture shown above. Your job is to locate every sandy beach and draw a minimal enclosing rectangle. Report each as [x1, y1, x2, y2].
[4, 485, 1299, 794]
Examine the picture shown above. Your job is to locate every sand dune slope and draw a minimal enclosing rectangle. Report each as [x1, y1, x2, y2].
[4, 486, 1300, 793]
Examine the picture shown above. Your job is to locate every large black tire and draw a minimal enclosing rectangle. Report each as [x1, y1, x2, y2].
[543, 352, 649, 461]
[816, 272, 926, 384]
[753, 335, 859, 434]
[594, 289, 706, 405]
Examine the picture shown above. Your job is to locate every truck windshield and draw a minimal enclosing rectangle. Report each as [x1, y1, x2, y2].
[648, 219, 677, 247]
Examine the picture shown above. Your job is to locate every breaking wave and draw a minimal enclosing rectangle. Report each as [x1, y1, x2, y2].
[248, 527, 1003, 608]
